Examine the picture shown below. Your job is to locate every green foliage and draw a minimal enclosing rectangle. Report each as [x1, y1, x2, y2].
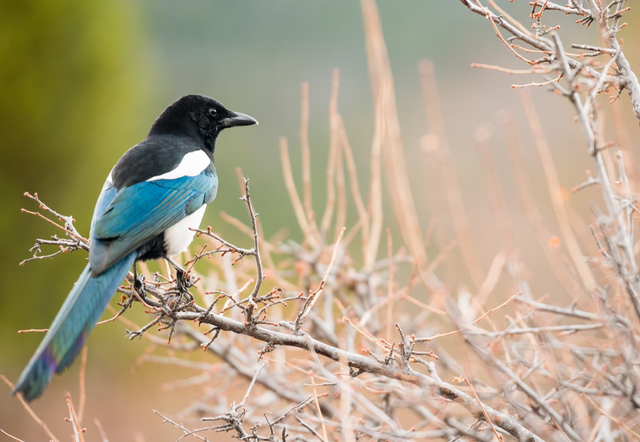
[0, 0, 147, 358]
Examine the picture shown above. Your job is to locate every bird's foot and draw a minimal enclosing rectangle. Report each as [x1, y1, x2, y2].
[134, 273, 147, 300]
[176, 268, 188, 293]
[132, 263, 147, 301]
[165, 256, 192, 294]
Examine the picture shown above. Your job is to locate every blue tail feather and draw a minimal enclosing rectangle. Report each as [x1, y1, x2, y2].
[13, 252, 136, 401]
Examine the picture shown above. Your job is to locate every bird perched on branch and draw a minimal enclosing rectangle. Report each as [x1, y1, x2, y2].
[14, 94, 257, 401]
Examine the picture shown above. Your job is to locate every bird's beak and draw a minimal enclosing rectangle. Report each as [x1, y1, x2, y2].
[220, 111, 258, 128]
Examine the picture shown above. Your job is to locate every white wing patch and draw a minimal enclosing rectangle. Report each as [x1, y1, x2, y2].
[147, 150, 210, 182]
[164, 205, 207, 257]
[106, 167, 115, 185]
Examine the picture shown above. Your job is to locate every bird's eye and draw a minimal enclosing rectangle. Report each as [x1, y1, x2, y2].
[208, 108, 218, 117]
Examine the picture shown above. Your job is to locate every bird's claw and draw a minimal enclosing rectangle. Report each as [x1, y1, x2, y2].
[176, 268, 187, 293]
[132, 265, 147, 301]
[134, 273, 146, 300]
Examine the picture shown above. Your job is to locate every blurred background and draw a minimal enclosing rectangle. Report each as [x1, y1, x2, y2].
[2, 0, 640, 439]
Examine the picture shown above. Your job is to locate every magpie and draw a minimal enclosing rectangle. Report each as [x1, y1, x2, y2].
[14, 94, 257, 401]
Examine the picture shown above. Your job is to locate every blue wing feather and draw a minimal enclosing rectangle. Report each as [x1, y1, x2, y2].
[13, 171, 218, 401]
[90, 179, 118, 234]
[14, 178, 138, 401]
[90, 173, 217, 275]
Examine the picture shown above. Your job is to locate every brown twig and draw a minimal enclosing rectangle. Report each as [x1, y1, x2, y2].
[1, 375, 60, 442]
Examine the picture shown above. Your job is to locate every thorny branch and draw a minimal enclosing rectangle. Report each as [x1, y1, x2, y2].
[459, 1, 640, 440]
[11, 2, 640, 440]
[18, 185, 547, 442]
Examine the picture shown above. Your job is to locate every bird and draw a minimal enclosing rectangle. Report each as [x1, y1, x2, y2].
[13, 94, 257, 401]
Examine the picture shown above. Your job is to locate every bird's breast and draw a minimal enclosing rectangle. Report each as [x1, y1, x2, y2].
[163, 205, 207, 257]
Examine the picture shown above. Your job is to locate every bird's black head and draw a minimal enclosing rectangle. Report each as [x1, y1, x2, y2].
[148, 94, 258, 152]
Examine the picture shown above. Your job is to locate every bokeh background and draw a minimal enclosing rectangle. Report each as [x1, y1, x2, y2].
[2, 0, 640, 439]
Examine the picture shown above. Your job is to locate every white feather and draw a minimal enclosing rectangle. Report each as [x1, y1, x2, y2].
[164, 205, 207, 257]
[106, 167, 115, 185]
[148, 150, 210, 181]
